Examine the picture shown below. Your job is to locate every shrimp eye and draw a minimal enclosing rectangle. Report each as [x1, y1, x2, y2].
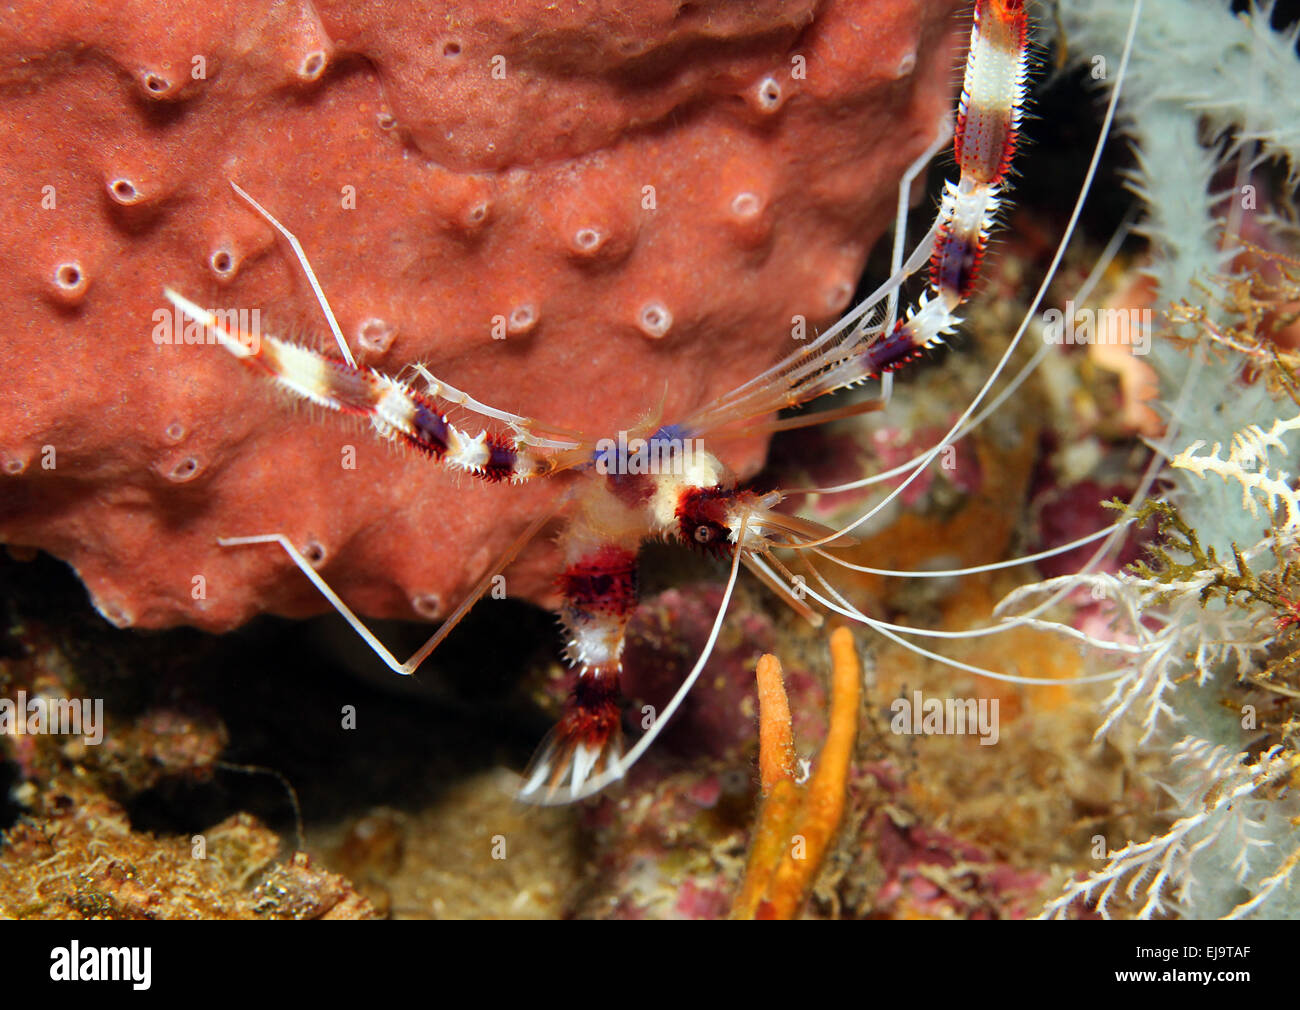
[676, 486, 735, 555]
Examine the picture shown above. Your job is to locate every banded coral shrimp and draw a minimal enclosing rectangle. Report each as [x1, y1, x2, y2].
[160, 0, 1155, 812]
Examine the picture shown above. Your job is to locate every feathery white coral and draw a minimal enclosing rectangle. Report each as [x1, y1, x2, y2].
[1171, 413, 1300, 529]
[1030, 0, 1300, 920]
[1040, 738, 1295, 919]
[996, 561, 1269, 743]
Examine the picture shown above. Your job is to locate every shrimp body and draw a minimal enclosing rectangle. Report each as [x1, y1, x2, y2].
[163, 0, 1036, 803]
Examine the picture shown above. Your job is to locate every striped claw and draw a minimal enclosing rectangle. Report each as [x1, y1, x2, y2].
[864, 0, 1029, 377]
[518, 674, 625, 803]
[518, 542, 639, 803]
[161, 287, 548, 482]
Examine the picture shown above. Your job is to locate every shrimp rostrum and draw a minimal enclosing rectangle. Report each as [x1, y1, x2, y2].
[163, 0, 1100, 804]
